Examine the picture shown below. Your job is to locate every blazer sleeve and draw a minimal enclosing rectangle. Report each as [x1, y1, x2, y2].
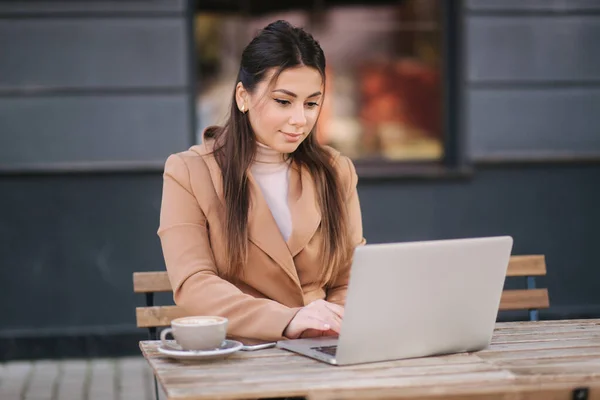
[158, 154, 300, 341]
[326, 155, 366, 306]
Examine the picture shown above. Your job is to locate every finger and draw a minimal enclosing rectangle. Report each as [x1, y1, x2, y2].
[322, 329, 339, 337]
[324, 312, 342, 332]
[304, 316, 332, 332]
[314, 314, 341, 333]
[300, 329, 323, 338]
[312, 307, 342, 331]
[326, 318, 341, 333]
[323, 302, 345, 318]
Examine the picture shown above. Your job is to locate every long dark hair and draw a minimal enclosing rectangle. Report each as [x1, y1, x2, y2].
[206, 20, 352, 286]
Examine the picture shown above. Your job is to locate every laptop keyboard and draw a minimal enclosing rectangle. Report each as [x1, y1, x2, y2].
[311, 345, 337, 356]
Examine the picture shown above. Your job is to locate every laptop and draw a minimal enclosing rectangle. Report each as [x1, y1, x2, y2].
[276, 236, 513, 366]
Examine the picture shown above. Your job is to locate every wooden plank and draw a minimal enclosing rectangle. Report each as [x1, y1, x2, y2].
[485, 338, 600, 353]
[506, 255, 546, 277]
[138, 320, 600, 400]
[164, 371, 516, 400]
[141, 342, 478, 366]
[493, 355, 600, 369]
[494, 322, 600, 334]
[133, 271, 171, 293]
[499, 289, 549, 310]
[156, 353, 493, 379]
[506, 358, 600, 376]
[309, 381, 600, 400]
[140, 340, 503, 379]
[493, 319, 600, 329]
[159, 361, 506, 385]
[136, 306, 186, 328]
[495, 321, 600, 334]
[477, 346, 600, 362]
[513, 373, 600, 388]
[491, 330, 600, 344]
[491, 321, 600, 341]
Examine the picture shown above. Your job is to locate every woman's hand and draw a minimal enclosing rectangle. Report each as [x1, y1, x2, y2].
[283, 300, 344, 339]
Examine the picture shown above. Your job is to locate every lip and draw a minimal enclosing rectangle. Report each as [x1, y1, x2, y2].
[280, 131, 303, 142]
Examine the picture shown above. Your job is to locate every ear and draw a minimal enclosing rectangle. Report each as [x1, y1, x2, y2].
[235, 82, 249, 112]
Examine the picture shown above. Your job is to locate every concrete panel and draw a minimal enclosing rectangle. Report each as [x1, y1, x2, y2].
[0, 18, 187, 90]
[467, 87, 600, 158]
[0, 94, 191, 169]
[466, 0, 600, 12]
[0, 0, 185, 15]
[467, 16, 600, 81]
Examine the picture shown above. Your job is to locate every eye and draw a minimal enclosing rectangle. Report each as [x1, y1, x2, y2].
[274, 99, 291, 106]
[306, 102, 320, 109]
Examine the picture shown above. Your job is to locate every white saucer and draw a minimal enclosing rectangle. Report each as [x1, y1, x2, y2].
[158, 340, 243, 362]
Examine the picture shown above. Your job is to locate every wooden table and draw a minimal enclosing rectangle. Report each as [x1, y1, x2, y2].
[140, 319, 600, 400]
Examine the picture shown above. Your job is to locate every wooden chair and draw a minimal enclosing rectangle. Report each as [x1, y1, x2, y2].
[133, 255, 550, 336]
[500, 254, 550, 321]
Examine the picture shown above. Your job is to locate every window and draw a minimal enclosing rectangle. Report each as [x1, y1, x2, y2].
[193, 0, 457, 176]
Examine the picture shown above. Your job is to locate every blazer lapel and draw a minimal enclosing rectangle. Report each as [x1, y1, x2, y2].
[192, 144, 299, 284]
[192, 141, 319, 288]
[246, 172, 300, 286]
[286, 163, 322, 257]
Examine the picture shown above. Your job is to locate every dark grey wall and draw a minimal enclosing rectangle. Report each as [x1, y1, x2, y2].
[360, 165, 600, 319]
[459, 0, 600, 313]
[465, 0, 600, 160]
[0, 1, 192, 171]
[0, 0, 194, 358]
[1, 0, 599, 359]
[1, 165, 598, 341]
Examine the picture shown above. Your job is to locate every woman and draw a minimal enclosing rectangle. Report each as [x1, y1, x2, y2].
[158, 20, 365, 343]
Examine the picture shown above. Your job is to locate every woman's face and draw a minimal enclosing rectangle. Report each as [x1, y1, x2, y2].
[238, 66, 324, 154]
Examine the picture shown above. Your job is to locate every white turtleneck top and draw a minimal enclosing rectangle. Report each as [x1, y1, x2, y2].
[250, 142, 292, 242]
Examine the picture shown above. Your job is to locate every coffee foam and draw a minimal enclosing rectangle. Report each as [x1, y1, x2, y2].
[176, 317, 222, 326]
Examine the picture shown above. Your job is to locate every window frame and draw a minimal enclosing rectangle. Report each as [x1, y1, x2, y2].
[351, 0, 468, 179]
[193, 0, 470, 180]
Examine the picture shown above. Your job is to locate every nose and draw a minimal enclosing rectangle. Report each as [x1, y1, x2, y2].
[289, 104, 307, 128]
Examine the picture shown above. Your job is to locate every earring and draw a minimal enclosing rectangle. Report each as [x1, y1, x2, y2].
[240, 104, 245, 113]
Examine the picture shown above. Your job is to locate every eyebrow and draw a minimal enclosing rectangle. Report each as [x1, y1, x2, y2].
[272, 89, 322, 98]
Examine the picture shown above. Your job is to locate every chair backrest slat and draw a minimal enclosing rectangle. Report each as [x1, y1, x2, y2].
[136, 306, 187, 328]
[499, 289, 550, 311]
[133, 272, 172, 293]
[505, 255, 546, 277]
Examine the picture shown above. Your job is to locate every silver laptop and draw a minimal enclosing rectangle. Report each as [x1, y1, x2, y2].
[277, 236, 513, 366]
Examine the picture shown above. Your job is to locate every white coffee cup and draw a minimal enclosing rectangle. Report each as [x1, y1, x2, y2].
[160, 316, 228, 351]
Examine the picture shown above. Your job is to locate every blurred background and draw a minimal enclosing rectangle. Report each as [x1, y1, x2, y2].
[0, 0, 599, 361]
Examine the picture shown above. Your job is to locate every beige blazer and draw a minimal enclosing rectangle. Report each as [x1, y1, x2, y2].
[158, 139, 365, 342]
